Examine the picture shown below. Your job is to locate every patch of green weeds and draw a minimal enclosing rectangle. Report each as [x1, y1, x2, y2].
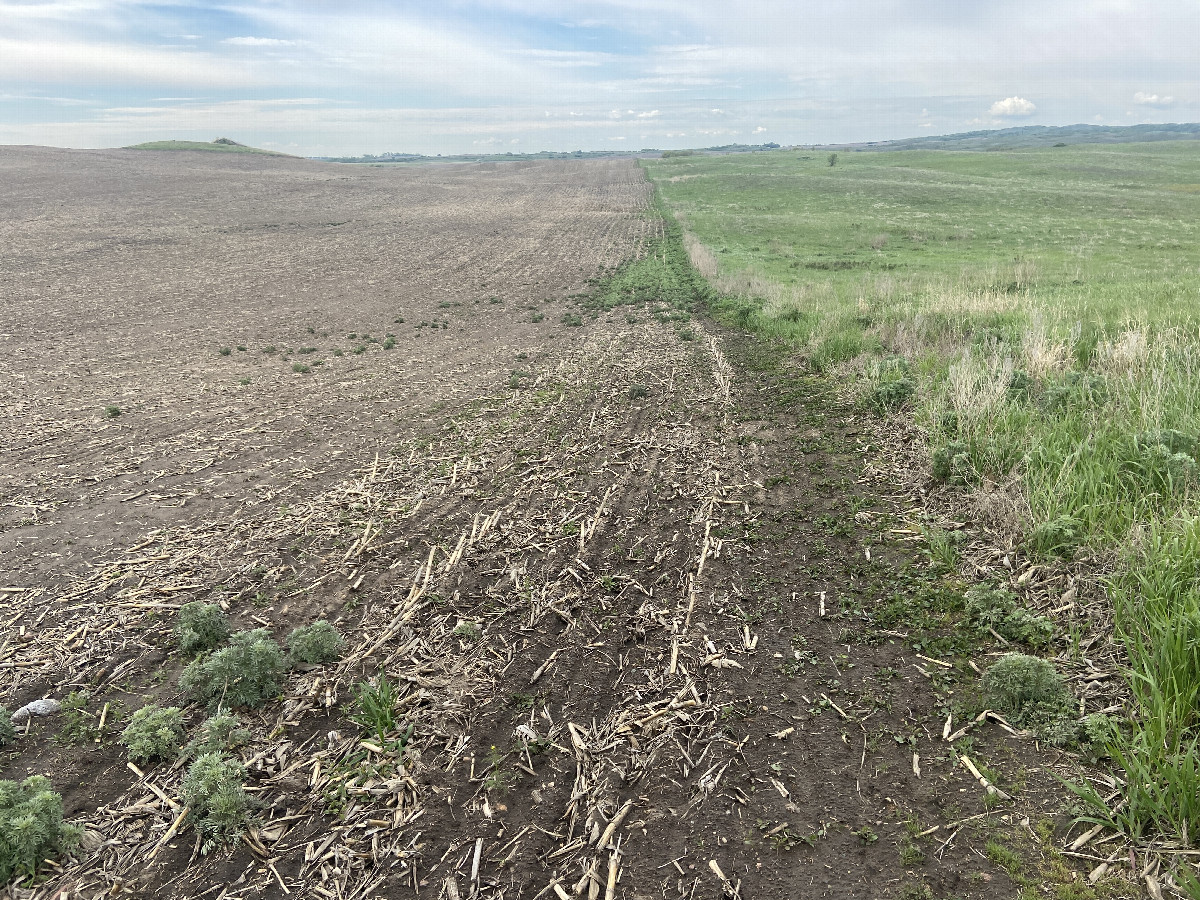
[965, 585, 1053, 648]
[120, 705, 185, 763]
[218, 347, 232, 356]
[179, 629, 284, 710]
[0, 708, 14, 748]
[292, 362, 311, 374]
[103, 405, 121, 419]
[185, 709, 250, 759]
[286, 620, 344, 665]
[180, 753, 253, 847]
[56, 691, 96, 744]
[0, 776, 80, 883]
[177, 601, 229, 657]
[560, 312, 583, 327]
[981, 653, 1078, 744]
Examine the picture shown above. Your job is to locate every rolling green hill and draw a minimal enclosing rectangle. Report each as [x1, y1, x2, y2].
[124, 138, 287, 155]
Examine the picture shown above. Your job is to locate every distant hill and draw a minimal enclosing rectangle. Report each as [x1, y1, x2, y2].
[125, 138, 288, 155]
[818, 122, 1200, 152]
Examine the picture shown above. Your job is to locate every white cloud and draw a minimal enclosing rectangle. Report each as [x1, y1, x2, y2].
[636, 109, 660, 118]
[752, 125, 766, 133]
[1133, 91, 1175, 107]
[988, 96, 1036, 117]
[222, 37, 299, 47]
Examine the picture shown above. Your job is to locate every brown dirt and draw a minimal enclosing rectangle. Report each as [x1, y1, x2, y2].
[0, 149, 1119, 900]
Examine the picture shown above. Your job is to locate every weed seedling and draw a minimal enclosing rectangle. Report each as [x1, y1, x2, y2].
[218, 347, 232, 356]
[103, 405, 121, 418]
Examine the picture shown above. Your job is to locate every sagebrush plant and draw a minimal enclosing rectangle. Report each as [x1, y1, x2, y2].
[185, 709, 250, 759]
[180, 753, 252, 845]
[180, 628, 284, 710]
[120, 705, 185, 763]
[286, 620, 344, 665]
[0, 776, 80, 883]
[981, 653, 1077, 744]
[964, 585, 1054, 648]
[0, 708, 14, 748]
[177, 601, 229, 657]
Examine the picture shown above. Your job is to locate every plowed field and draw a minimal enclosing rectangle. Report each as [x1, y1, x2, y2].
[1, 150, 1094, 900]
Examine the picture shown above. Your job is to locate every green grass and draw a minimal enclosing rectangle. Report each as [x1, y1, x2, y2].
[646, 142, 1200, 854]
[125, 140, 285, 155]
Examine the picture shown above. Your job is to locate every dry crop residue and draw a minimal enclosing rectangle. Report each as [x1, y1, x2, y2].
[2, 150, 1068, 899]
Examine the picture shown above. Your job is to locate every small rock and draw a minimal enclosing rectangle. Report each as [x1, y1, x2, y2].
[10, 698, 61, 722]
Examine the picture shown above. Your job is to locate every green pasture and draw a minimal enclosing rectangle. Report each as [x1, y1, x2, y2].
[647, 142, 1200, 857]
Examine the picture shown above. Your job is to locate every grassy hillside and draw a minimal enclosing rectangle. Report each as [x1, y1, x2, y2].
[125, 139, 285, 155]
[826, 122, 1200, 152]
[647, 141, 1200, 855]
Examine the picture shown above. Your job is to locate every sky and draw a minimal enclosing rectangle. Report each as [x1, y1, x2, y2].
[1, 0, 1197, 157]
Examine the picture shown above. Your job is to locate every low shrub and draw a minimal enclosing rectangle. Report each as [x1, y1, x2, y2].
[286, 621, 344, 665]
[866, 376, 915, 414]
[180, 629, 284, 710]
[177, 601, 229, 657]
[0, 708, 13, 748]
[120, 705, 185, 763]
[180, 753, 252, 845]
[185, 710, 250, 759]
[964, 585, 1054, 648]
[981, 652, 1077, 744]
[0, 776, 80, 883]
[931, 441, 975, 486]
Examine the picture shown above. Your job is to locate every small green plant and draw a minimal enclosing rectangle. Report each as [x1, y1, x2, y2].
[965, 585, 1054, 648]
[103, 405, 121, 419]
[453, 621, 482, 641]
[628, 384, 649, 400]
[921, 525, 963, 570]
[350, 674, 400, 743]
[56, 691, 95, 744]
[180, 753, 252, 846]
[238, 377, 250, 386]
[482, 744, 515, 794]
[218, 347, 232, 356]
[0, 708, 13, 748]
[981, 652, 1077, 743]
[185, 709, 250, 759]
[236, 345, 247, 352]
[560, 312, 583, 327]
[179, 629, 284, 710]
[120, 705, 185, 763]
[176, 601, 229, 657]
[292, 362, 311, 374]
[287, 620, 344, 665]
[931, 441, 975, 486]
[382, 337, 395, 349]
[263, 345, 277, 354]
[867, 376, 914, 413]
[0, 776, 80, 883]
[1029, 515, 1083, 559]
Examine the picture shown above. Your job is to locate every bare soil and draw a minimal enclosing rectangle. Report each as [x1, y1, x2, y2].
[0, 149, 1110, 900]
